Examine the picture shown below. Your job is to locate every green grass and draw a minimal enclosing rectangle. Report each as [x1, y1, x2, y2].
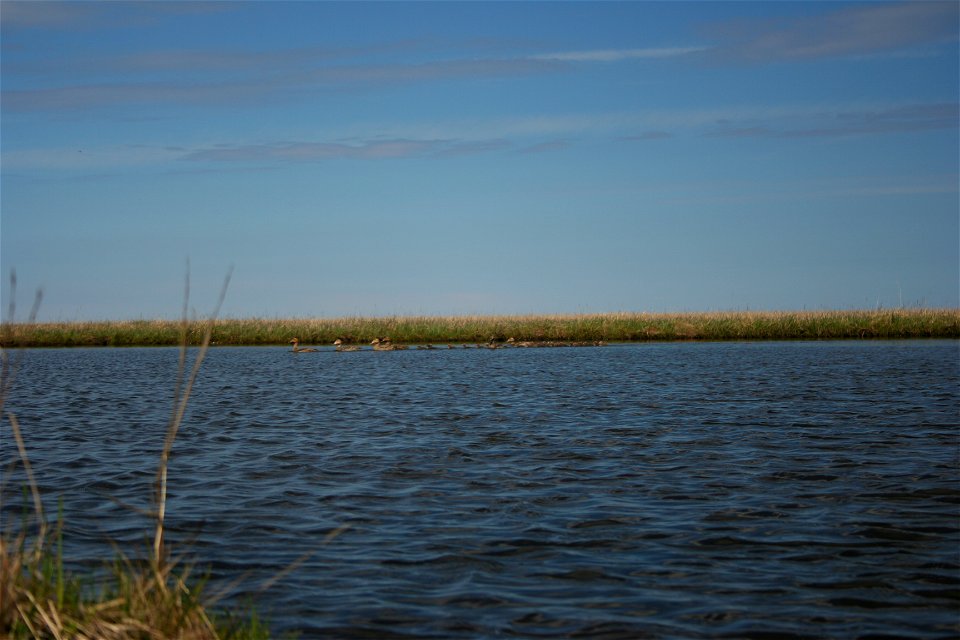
[2, 309, 958, 348]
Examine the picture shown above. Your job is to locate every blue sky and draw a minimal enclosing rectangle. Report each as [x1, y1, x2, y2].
[2, 1, 957, 321]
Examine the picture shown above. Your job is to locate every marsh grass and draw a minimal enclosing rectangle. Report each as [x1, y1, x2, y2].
[1, 268, 277, 639]
[3, 308, 958, 348]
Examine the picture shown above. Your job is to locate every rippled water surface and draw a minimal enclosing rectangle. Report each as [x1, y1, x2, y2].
[3, 341, 958, 638]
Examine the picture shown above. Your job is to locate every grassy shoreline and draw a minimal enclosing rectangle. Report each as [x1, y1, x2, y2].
[3, 309, 958, 348]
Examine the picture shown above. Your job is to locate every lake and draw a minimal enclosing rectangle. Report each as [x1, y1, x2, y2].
[2, 341, 958, 638]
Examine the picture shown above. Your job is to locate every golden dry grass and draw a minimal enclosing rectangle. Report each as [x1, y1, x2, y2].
[2, 308, 957, 347]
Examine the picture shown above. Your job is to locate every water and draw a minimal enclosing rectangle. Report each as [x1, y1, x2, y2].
[2, 341, 958, 639]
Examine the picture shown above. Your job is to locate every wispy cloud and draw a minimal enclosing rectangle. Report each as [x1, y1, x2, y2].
[0, 1, 94, 28]
[532, 47, 704, 62]
[2, 80, 274, 111]
[517, 140, 572, 155]
[7, 40, 451, 75]
[650, 173, 959, 208]
[435, 139, 512, 157]
[1, 144, 182, 171]
[703, 103, 958, 138]
[621, 131, 673, 141]
[183, 137, 514, 163]
[0, 1, 233, 29]
[1, 58, 564, 112]
[703, 1, 958, 63]
[5, 101, 954, 173]
[1, 38, 698, 113]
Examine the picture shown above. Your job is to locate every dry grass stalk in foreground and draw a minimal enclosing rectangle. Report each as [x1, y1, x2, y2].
[1, 268, 272, 639]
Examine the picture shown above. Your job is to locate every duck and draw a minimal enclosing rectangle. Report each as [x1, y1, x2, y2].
[289, 337, 319, 353]
[333, 338, 360, 352]
[371, 337, 407, 351]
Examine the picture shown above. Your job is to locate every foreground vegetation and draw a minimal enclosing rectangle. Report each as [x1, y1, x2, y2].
[2, 309, 958, 348]
[1, 503, 271, 639]
[2, 271, 276, 639]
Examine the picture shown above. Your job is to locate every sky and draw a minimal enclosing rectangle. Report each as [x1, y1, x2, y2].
[2, 1, 958, 321]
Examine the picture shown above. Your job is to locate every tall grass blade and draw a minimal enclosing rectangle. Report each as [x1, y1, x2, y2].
[154, 266, 232, 569]
[6, 414, 46, 558]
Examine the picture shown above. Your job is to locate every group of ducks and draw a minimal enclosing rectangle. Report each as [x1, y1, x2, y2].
[289, 337, 605, 353]
[288, 337, 405, 352]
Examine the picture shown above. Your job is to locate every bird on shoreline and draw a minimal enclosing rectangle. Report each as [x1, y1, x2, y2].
[289, 338, 319, 352]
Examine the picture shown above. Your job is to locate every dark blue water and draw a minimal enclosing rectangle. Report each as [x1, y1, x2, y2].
[3, 341, 958, 639]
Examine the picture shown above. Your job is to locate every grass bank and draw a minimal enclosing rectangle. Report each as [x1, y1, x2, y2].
[2, 309, 958, 348]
